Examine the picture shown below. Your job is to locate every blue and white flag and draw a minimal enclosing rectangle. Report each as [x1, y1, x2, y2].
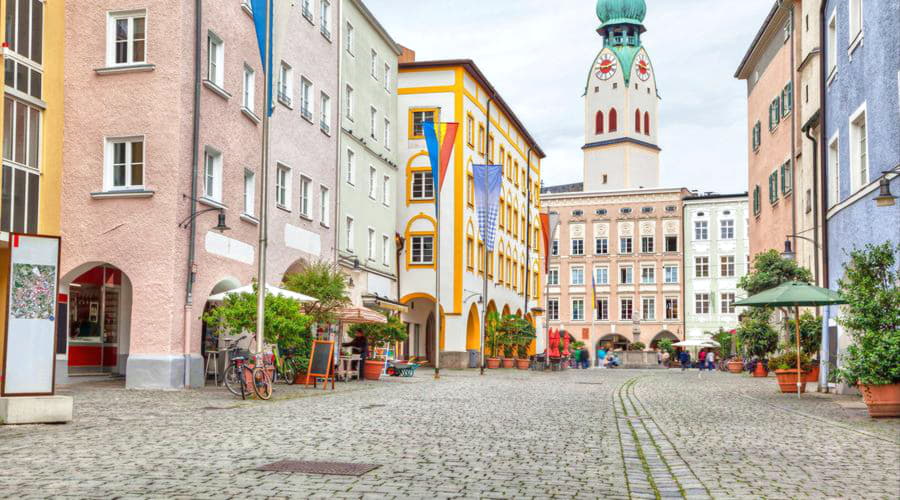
[473, 164, 503, 252]
[251, 0, 295, 116]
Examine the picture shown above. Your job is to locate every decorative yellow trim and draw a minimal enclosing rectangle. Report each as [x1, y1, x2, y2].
[399, 85, 455, 95]
[404, 213, 437, 270]
[463, 88, 540, 176]
[405, 150, 433, 206]
[407, 107, 440, 139]
[466, 112, 475, 147]
[452, 67, 465, 315]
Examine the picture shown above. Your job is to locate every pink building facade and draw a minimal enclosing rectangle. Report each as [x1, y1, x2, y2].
[58, 1, 338, 389]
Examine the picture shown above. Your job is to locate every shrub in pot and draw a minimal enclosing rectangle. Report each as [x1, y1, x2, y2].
[628, 342, 646, 351]
[736, 318, 778, 376]
[835, 243, 900, 417]
[485, 311, 502, 368]
[351, 313, 408, 381]
[514, 320, 536, 370]
[768, 348, 813, 393]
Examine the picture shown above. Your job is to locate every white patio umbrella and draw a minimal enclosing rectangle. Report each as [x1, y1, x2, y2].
[207, 283, 316, 303]
[673, 339, 721, 378]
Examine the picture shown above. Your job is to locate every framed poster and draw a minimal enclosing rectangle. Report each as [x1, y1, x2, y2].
[1, 234, 61, 396]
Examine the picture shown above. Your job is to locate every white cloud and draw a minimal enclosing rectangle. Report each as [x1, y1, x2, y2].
[366, 0, 774, 193]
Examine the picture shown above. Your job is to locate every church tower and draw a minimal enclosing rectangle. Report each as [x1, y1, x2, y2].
[583, 0, 660, 191]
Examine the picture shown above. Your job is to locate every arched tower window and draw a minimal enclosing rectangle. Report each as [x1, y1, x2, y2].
[595, 111, 604, 134]
[644, 112, 650, 135]
[609, 108, 617, 132]
[635, 109, 642, 133]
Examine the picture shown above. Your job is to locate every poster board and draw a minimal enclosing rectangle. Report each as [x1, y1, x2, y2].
[306, 340, 334, 390]
[2, 234, 61, 396]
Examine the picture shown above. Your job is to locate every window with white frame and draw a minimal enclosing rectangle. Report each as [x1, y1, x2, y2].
[275, 163, 290, 208]
[570, 266, 584, 286]
[320, 92, 331, 133]
[299, 175, 311, 218]
[571, 238, 584, 256]
[619, 236, 632, 254]
[384, 118, 390, 149]
[595, 266, 608, 285]
[827, 12, 837, 77]
[849, 0, 863, 44]
[382, 234, 390, 266]
[278, 62, 293, 106]
[640, 266, 655, 284]
[596, 298, 609, 320]
[695, 256, 709, 278]
[665, 235, 678, 252]
[207, 33, 224, 87]
[346, 148, 355, 185]
[319, 185, 330, 226]
[367, 228, 376, 260]
[411, 171, 434, 199]
[640, 236, 654, 253]
[383, 63, 391, 91]
[410, 235, 434, 264]
[620, 298, 633, 320]
[551, 240, 558, 256]
[641, 297, 655, 320]
[548, 298, 559, 320]
[301, 0, 313, 21]
[382, 175, 391, 206]
[720, 219, 734, 239]
[571, 299, 584, 321]
[7, 0, 43, 67]
[368, 166, 377, 199]
[850, 107, 868, 191]
[828, 135, 840, 205]
[345, 21, 354, 55]
[243, 170, 255, 216]
[619, 265, 633, 284]
[721, 292, 736, 314]
[370, 49, 377, 79]
[300, 78, 312, 120]
[369, 106, 377, 140]
[107, 10, 146, 66]
[695, 293, 710, 314]
[547, 268, 559, 285]
[345, 84, 353, 119]
[105, 137, 144, 191]
[665, 297, 679, 319]
[720, 255, 735, 277]
[664, 265, 678, 283]
[345, 216, 354, 250]
[243, 66, 255, 111]
[320, 0, 331, 38]
[595, 237, 608, 255]
[694, 220, 708, 240]
[203, 148, 223, 202]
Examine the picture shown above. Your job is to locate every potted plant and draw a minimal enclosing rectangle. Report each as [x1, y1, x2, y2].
[736, 318, 778, 377]
[513, 318, 536, 370]
[352, 313, 408, 381]
[835, 243, 900, 417]
[485, 311, 502, 369]
[768, 346, 813, 393]
[786, 311, 823, 383]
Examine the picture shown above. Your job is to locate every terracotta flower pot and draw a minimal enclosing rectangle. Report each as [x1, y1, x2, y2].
[515, 358, 530, 370]
[804, 365, 820, 383]
[363, 360, 385, 381]
[859, 383, 900, 418]
[486, 357, 501, 369]
[727, 360, 743, 373]
[501, 358, 515, 369]
[294, 371, 311, 385]
[752, 362, 768, 377]
[774, 369, 807, 393]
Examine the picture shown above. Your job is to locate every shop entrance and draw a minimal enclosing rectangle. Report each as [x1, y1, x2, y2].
[65, 265, 131, 377]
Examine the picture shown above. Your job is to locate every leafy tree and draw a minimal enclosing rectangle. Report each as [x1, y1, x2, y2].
[350, 313, 408, 360]
[657, 339, 674, 356]
[485, 311, 502, 358]
[282, 260, 350, 326]
[736, 318, 778, 359]
[739, 249, 813, 295]
[787, 312, 823, 356]
[836, 243, 900, 385]
[629, 341, 646, 351]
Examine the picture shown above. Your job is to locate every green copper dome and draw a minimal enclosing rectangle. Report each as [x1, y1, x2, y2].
[596, 0, 647, 29]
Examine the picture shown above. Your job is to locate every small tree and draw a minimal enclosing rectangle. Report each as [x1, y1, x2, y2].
[711, 328, 734, 359]
[739, 250, 814, 323]
[350, 313, 408, 360]
[515, 320, 536, 359]
[485, 311, 502, 358]
[737, 318, 778, 360]
[657, 339, 674, 356]
[282, 260, 350, 326]
[787, 311, 822, 356]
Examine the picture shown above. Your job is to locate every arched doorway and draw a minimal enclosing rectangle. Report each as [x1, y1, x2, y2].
[598, 334, 630, 351]
[61, 263, 132, 378]
[650, 330, 679, 350]
[400, 294, 444, 364]
[201, 278, 241, 382]
[501, 304, 510, 316]
[515, 308, 522, 318]
[465, 303, 480, 351]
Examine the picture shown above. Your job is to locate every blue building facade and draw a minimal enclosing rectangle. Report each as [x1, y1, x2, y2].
[822, 0, 900, 388]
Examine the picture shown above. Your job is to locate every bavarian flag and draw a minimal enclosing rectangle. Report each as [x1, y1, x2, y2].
[423, 121, 459, 197]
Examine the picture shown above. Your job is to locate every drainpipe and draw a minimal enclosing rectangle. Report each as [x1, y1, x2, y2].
[333, 2, 343, 264]
[818, 0, 831, 392]
[802, 112, 820, 287]
[788, 2, 797, 263]
[523, 146, 533, 315]
[182, 0, 203, 389]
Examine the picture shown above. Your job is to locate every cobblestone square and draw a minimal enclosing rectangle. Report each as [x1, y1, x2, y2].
[1, 369, 898, 499]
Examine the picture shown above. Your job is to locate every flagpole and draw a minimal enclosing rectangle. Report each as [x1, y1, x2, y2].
[480, 99, 492, 375]
[255, 0, 271, 355]
[434, 195, 441, 380]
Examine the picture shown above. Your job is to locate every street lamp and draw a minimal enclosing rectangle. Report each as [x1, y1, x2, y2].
[781, 238, 796, 261]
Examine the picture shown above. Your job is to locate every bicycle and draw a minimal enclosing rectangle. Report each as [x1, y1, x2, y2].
[222, 336, 273, 400]
[271, 346, 299, 385]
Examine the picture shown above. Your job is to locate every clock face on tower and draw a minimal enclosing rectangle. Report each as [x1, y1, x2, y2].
[595, 53, 617, 81]
[636, 54, 651, 82]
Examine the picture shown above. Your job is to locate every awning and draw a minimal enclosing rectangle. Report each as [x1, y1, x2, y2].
[362, 294, 409, 313]
[335, 306, 387, 324]
[207, 283, 316, 303]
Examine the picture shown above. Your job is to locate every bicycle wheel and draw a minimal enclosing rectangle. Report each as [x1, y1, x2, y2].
[282, 360, 296, 385]
[252, 367, 273, 400]
[223, 364, 243, 397]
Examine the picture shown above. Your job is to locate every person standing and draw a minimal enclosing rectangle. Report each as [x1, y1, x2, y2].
[597, 347, 607, 369]
[679, 350, 690, 371]
[662, 350, 670, 368]
[707, 349, 716, 371]
[698, 349, 707, 371]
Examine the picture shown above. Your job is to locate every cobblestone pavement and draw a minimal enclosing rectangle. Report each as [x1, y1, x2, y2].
[1, 368, 898, 499]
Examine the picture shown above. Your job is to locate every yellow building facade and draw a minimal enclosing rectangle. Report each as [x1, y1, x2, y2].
[396, 58, 545, 368]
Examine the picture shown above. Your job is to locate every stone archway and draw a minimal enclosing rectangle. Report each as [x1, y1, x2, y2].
[598, 334, 630, 351]
[465, 303, 481, 351]
[649, 330, 679, 349]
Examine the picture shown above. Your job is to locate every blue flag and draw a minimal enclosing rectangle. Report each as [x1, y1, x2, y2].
[251, 0, 274, 116]
[473, 164, 503, 252]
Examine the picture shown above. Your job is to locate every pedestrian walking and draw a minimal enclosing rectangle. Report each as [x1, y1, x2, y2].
[581, 347, 591, 369]
[698, 349, 707, 371]
[679, 350, 690, 371]
[707, 350, 716, 371]
[662, 350, 670, 368]
[597, 347, 607, 369]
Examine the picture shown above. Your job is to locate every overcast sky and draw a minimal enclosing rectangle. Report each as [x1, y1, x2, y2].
[365, 0, 775, 194]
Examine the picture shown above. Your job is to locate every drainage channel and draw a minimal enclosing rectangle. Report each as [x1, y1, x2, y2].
[614, 376, 712, 500]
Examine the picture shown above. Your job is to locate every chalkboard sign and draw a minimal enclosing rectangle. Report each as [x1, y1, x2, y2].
[306, 340, 335, 390]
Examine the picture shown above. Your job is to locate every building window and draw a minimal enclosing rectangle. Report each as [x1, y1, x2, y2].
[642, 297, 655, 320]
[298, 175, 311, 218]
[207, 33, 224, 87]
[466, 172, 474, 207]
[345, 21, 354, 54]
[768, 96, 780, 131]
[548, 268, 559, 286]
[595, 110, 604, 134]
[367, 228, 376, 260]
[344, 84, 353, 119]
[410, 108, 437, 139]
[720, 219, 734, 239]
[695, 293, 710, 314]
[619, 236, 632, 254]
[383, 175, 391, 206]
[300, 78, 313, 121]
[849, 0, 863, 43]
[320, 92, 331, 133]
[369, 106, 377, 140]
[753, 185, 761, 214]
[620, 298, 633, 320]
[664, 235, 677, 252]
[640, 266, 655, 284]
[244, 170, 255, 216]
[203, 148, 223, 202]
[275, 163, 290, 208]
[107, 10, 146, 66]
[664, 265, 678, 284]
[850, 108, 868, 191]
[665, 298, 679, 320]
[596, 298, 609, 320]
[827, 12, 837, 77]
[370, 49, 378, 79]
[477, 123, 486, 155]
[694, 221, 708, 241]
[780, 161, 793, 194]
[641, 236, 654, 253]
[644, 112, 650, 136]
[104, 138, 144, 191]
[570, 266, 584, 286]
[752, 121, 761, 151]
[595, 237, 608, 255]
[781, 82, 793, 117]
[695, 256, 709, 278]
[595, 267, 608, 285]
[721, 292, 736, 314]
[319, 0, 331, 38]
[345, 216, 354, 251]
[620, 207, 632, 214]
[301, 0, 313, 21]
[242, 66, 255, 111]
[384, 118, 391, 150]
[571, 299, 584, 321]
[548, 299, 559, 320]
[383, 235, 390, 266]
[278, 62, 293, 106]
[619, 265, 633, 285]
[827, 135, 839, 205]
[571, 238, 584, 256]
[320, 185, 330, 226]
[720, 255, 735, 277]
[641, 206, 653, 214]
[368, 166, 377, 199]
[551, 240, 559, 256]
[769, 170, 779, 204]
[410, 235, 434, 265]
[466, 114, 475, 146]
[384, 63, 391, 91]
[411, 171, 434, 200]
[345, 149, 355, 185]
[6, 0, 43, 69]
[635, 108, 641, 133]
[608, 107, 618, 132]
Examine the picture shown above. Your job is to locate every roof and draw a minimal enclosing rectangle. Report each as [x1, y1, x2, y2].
[399, 59, 546, 159]
[542, 186, 691, 200]
[541, 182, 584, 195]
[734, 1, 783, 79]
[683, 192, 749, 201]
[350, 0, 402, 56]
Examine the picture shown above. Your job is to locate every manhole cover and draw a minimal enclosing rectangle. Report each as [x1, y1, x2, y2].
[257, 460, 380, 476]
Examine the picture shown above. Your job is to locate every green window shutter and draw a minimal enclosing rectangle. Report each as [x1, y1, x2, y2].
[774, 97, 780, 125]
[781, 161, 792, 194]
[769, 171, 778, 203]
[782, 83, 793, 117]
[753, 186, 760, 214]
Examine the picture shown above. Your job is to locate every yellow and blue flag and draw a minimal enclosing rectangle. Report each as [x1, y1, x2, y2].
[423, 121, 459, 200]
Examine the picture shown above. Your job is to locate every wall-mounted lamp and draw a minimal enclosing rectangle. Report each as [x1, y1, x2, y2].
[874, 175, 897, 207]
[781, 238, 795, 261]
[179, 197, 230, 233]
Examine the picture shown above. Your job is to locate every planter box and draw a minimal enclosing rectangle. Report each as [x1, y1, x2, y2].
[859, 383, 900, 418]
[727, 360, 743, 373]
[774, 369, 807, 393]
[515, 358, 530, 370]
[363, 360, 384, 381]
[501, 358, 515, 369]
[486, 358, 501, 369]
[752, 362, 768, 377]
